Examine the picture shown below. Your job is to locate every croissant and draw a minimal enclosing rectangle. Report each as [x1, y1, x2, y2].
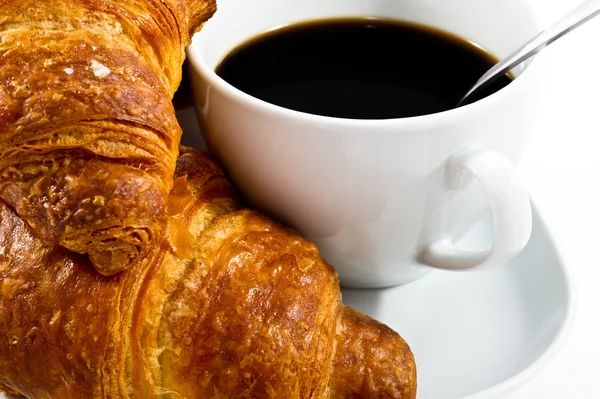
[0, 147, 417, 398]
[0, 0, 216, 276]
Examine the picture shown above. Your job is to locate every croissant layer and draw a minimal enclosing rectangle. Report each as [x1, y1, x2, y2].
[0, 0, 216, 275]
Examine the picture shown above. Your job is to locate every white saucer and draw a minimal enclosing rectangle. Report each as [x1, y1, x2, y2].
[342, 205, 575, 399]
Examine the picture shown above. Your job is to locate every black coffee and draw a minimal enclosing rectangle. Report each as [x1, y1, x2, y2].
[215, 18, 512, 119]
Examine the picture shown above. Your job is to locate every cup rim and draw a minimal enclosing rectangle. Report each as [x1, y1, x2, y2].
[187, 10, 543, 128]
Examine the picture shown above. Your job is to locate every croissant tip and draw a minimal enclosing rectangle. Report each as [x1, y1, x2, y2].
[329, 307, 417, 399]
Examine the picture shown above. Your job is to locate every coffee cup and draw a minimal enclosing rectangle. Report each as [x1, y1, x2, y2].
[186, 0, 544, 288]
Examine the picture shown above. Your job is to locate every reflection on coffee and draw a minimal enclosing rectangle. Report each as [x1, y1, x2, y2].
[215, 18, 512, 119]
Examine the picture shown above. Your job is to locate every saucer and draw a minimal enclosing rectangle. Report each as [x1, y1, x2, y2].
[342, 205, 574, 399]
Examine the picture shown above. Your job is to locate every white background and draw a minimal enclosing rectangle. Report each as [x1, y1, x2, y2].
[509, 0, 600, 397]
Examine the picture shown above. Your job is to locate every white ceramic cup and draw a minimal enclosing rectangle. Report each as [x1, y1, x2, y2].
[187, 0, 544, 288]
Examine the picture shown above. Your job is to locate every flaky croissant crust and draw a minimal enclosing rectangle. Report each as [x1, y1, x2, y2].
[0, 147, 416, 398]
[0, 0, 216, 276]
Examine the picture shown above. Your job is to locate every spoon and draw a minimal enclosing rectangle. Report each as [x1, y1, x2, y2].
[459, 0, 600, 106]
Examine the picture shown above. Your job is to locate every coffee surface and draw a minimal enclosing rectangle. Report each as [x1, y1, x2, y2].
[215, 18, 512, 119]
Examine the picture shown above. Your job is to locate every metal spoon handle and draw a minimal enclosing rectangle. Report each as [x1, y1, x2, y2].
[460, 0, 600, 105]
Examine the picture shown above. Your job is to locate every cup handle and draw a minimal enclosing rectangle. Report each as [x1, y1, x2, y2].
[419, 148, 532, 270]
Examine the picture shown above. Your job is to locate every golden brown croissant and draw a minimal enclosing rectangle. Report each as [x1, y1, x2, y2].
[0, 147, 416, 398]
[0, 0, 216, 276]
